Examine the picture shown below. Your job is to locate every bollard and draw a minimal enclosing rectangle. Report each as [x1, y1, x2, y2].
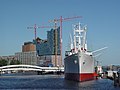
[113, 72, 117, 86]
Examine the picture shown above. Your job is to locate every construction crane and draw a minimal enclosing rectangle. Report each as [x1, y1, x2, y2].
[27, 24, 38, 40]
[49, 16, 82, 67]
[27, 24, 52, 40]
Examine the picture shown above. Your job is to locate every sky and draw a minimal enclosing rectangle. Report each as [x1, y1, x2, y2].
[0, 0, 120, 66]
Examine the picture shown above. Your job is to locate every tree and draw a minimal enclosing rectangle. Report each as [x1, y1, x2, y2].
[10, 60, 21, 65]
[0, 59, 8, 66]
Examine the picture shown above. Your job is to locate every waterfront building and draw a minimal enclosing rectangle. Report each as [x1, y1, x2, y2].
[15, 41, 37, 65]
[37, 55, 61, 66]
[22, 41, 36, 52]
[36, 27, 62, 66]
[47, 27, 61, 55]
[0, 55, 17, 65]
[15, 51, 37, 65]
[0, 55, 16, 60]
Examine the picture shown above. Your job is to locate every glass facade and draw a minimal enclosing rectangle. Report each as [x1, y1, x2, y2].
[36, 27, 61, 56]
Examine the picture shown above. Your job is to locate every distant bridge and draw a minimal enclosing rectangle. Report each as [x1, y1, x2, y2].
[0, 64, 64, 73]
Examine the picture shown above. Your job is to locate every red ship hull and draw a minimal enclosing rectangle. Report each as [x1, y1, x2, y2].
[65, 73, 95, 82]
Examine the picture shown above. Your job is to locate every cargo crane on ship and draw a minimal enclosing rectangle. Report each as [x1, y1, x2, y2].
[49, 16, 82, 67]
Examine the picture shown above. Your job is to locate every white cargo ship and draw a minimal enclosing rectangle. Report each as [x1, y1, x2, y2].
[64, 22, 95, 82]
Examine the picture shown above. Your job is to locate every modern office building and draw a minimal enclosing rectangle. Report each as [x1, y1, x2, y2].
[47, 27, 61, 55]
[36, 27, 60, 55]
[36, 27, 62, 66]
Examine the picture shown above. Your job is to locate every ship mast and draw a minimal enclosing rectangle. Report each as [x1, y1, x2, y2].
[73, 24, 76, 53]
[83, 25, 87, 51]
[73, 22, 87, 53]
[70, 34, 73, 50]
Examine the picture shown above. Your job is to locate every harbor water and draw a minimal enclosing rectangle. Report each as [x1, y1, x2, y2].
[0, 74, 120, 90]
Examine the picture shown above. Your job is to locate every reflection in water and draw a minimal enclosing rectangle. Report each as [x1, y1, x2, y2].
[0, 74, 119, 89]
